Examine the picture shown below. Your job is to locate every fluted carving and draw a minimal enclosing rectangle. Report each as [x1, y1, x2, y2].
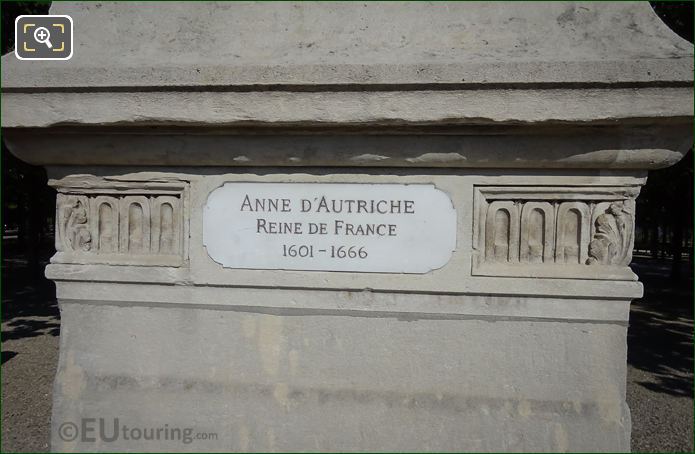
[519, 202, 554, 264]
[485, 201, 519, 263]
[555, 202, 591, 265]
[151, 196, 180, 255]
[92, 196, 119, 252]
[119, 197, 151, 253]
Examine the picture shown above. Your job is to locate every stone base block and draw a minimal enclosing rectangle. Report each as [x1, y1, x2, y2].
[51, 291, 630, 452]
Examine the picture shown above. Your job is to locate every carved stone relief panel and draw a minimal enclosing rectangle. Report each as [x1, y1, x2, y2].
[473, 186, 639, 280]
[51, 176, 188, 266]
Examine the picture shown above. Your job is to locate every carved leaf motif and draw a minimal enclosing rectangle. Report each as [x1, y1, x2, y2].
[57, 195, 92, 252]
[586, 201, 634, 266]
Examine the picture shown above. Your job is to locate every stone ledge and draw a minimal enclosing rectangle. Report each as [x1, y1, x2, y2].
[3, 87, 692, 129]
[3, 125, 691, 170]
[3, 60, 693, 90]
[46, 266, 643, 303]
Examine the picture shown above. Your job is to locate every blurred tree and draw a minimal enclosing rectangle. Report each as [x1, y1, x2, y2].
[636, 150, 693, 279]
[651, 1, 693, 43]
[642, 2, 694, 280]
[1, 1, 51, 52]
[1, 1, 51, 277]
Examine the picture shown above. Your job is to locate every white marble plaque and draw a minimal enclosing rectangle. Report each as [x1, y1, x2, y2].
[203, 183, 457, 273]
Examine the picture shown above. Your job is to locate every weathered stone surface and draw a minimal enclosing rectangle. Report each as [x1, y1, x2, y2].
[1, 2, 692, 88]
[52, 300, 631, 452]
[4, 125, 690, 169]
[1, 1, 692, 452]
[2, 2, 692, 170]
[44, 170, 643, 453]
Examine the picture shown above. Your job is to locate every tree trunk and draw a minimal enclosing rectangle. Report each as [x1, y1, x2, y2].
[651, 222, 660, 259]
[671, 220, 684, 280]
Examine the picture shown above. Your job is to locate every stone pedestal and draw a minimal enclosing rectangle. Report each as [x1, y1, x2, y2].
[2, 2, 692, 452]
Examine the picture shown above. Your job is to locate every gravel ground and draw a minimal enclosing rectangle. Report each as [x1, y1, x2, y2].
[2, 254, 59, 453]
[1, 253, 693, 452]
[627, 256, 693, 452]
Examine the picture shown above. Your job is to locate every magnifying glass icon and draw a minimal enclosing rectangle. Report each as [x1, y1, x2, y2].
[33, 27, 53, 49]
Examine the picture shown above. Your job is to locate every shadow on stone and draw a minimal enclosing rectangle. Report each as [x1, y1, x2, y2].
[1, 351, 18, 364]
